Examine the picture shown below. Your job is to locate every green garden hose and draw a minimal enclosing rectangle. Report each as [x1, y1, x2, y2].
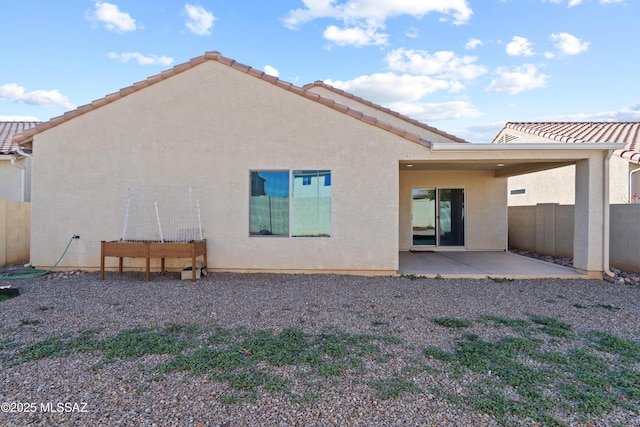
[0, 236, 76, 280]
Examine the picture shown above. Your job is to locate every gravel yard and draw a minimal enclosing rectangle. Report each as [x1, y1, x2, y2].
[1, 271, 639, 426]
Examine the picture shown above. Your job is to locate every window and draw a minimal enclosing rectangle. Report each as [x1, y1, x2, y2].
[249, 171, 289, 236]
[292, 170, 331, 237]
[250, 170, 331, 237]
[510, 189, 526, 195]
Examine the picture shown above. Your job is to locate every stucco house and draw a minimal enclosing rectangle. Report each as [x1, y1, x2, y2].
[492, 122, 640, 206]
[0, 121, 39, 202]
[13, 52, 621, 276]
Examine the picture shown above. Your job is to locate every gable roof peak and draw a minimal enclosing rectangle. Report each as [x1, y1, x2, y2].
[13, 51, 433, 149]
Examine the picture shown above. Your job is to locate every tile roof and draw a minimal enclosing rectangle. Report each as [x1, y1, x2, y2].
[302, 81, 469, 144]
[13, 52, 433, 148]
[494, 122, 640, 163]
[0, 121, 40, 154]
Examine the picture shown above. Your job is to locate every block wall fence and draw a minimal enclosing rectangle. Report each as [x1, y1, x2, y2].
[509, 203, 640, 273]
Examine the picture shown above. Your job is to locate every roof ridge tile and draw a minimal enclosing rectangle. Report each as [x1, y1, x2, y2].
[499, 121, 640, 163]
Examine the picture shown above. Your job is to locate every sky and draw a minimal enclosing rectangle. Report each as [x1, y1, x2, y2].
[1, 0, 638, 143]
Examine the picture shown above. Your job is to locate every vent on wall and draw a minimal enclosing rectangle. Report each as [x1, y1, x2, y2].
[510, 189, 526, 195]
[497, 133, 520, 143]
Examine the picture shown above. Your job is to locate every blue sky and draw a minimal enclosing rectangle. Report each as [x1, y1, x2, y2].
[1, 0, 638, 142]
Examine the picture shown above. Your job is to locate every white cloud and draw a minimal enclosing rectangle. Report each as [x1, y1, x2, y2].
[465, 38, 483, 50]
[388, 100, 482, 121]
[550, 32, 589, 55]
[385, 48, 486, 81]
[405, 27, 419, 38]
[185, 4, 216, 36]
[108, 52, 174, 66]
[506, 36, 535, 56]
[542, 0, 581, 5]
[323, 46, 487, 123]
[543, 0, 623, 5]
[284, 0, 473, 47]
[323, 24, 388, 46]
[485, 64, 549, 94]
[264, 65, 280, 77]
[284, 0, 473, 28]
[0, 83, 75, 110]
[456, 121, 506, 144]
[325, 72, 481, 122]
[325, 73, 459, 105]
[545, 104, 640, 122]
[592, 105, 640, 121]
[87, 2, 137, 33]
[0, 115, 40, 121]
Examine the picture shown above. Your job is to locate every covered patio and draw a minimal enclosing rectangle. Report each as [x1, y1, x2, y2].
[399, 251, 586, 279]
[399, 141, 625, 278]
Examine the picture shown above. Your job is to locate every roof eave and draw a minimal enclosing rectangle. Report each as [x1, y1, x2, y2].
[431, 142, 625, 152]
[11, 51, 432, 149]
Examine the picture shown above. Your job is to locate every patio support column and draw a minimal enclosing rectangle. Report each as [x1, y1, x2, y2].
[573, 155, 605, 276]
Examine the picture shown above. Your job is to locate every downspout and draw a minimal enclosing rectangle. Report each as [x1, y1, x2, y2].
[603, 151, 615, 277]
[16, 146, 32, 158]
[9, 156, 26, 202]
[630, 168, 640, 201]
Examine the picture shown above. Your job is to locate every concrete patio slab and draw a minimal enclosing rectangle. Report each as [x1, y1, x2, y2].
[399, 251, 587, 279]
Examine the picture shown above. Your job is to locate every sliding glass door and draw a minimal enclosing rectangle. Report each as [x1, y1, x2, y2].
[412, 188, 464, 247]
[411, 188, 437, 246]
[438, 189, 465, 246]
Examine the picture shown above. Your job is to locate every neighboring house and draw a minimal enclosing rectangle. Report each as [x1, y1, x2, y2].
[492, 122, 640, 206]
[0, 121, 39, 202]
[13, 52, 620, 276]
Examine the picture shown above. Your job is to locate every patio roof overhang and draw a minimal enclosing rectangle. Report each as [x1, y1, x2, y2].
[429, 142, 624, 152]
[400, 142, 626, 177]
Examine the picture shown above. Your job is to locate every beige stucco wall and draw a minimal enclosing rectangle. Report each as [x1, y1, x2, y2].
[508, 156, 631, 206]
[496, 127, 633, 206]
[27, 59, 612, 275]
[0, 156, 31, 202]
[399, 169, 508, 251]
[0, 199, 30, 265]
[0, 199, 5, 265]
[29, 60, 438, 274]
[508, 166, 575, 206]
